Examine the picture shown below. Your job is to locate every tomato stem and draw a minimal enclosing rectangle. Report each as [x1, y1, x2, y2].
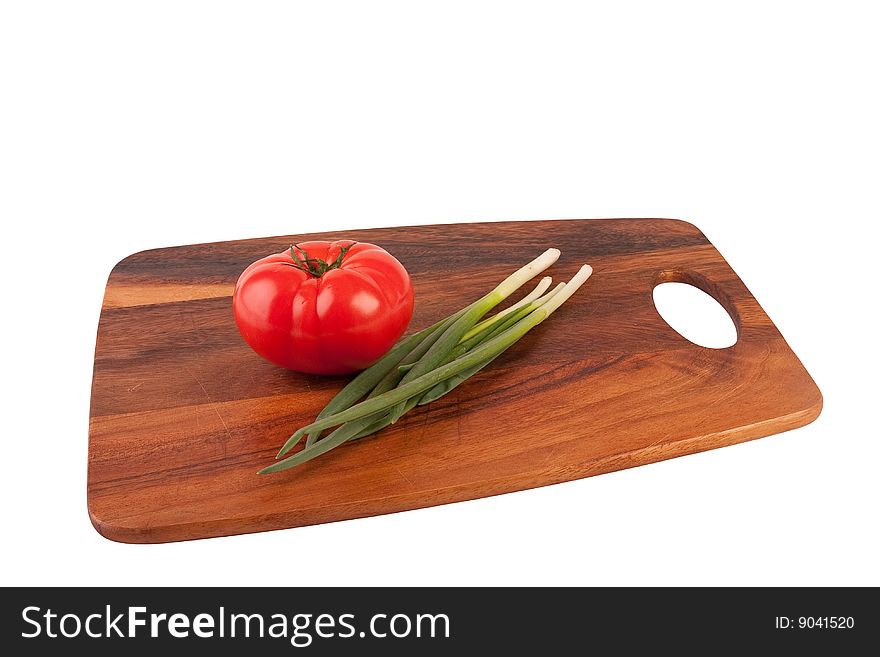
[287, 241, 358, 277]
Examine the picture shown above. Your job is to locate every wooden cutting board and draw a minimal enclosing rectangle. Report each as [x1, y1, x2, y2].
[88, 218, 822, 543]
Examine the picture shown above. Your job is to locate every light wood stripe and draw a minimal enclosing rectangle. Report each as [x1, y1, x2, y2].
[103, 283, 235, 308]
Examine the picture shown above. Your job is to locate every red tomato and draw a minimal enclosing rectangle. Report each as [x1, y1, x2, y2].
[232, 240, 414, 375]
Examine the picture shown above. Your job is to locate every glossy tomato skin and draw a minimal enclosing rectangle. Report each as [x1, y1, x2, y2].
[232, 241, 414, 375]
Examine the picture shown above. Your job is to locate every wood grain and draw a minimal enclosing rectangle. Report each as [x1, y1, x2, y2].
[87, 218, 822, 543]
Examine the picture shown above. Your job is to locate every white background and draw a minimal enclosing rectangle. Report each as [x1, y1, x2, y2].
[1, 1, 877, 586]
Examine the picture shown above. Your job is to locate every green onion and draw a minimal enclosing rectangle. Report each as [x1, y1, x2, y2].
[385, 279, 562, 425]
[418, 282, 566, 403]
[395, 275, 553, 375]
[302, 329, 428, 448]
[303, 303, 472, 448]
[262, 414, 389, 474]
[416, 354, 499, 406]
[453, 282, 565, 357]
[459, 275, 552, 343]
[397, 283, 565, 417]
[384, 249, 561, 424]
[265, 321, 528, 472]
[262, 264, 592, 474]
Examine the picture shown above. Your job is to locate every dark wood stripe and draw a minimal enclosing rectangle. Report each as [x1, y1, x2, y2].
[107, 218, 708, 285]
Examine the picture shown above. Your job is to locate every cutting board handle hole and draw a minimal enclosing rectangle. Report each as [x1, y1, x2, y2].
[652, 274, 738, 349]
